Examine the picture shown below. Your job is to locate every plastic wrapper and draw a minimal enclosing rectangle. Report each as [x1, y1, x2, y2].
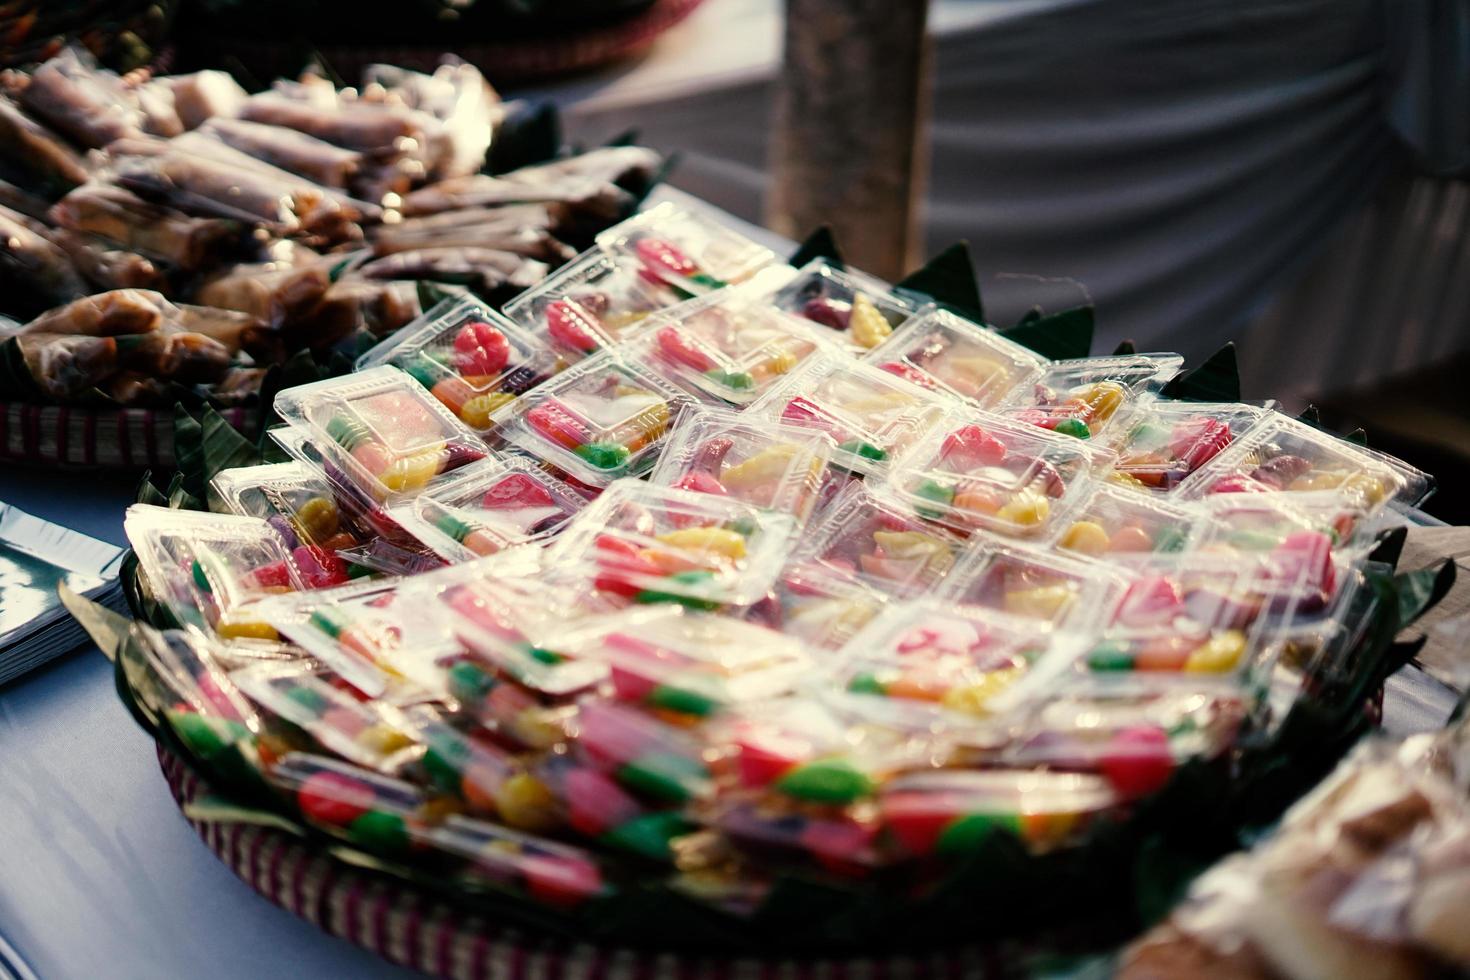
[940, 538, 1127, 629]
[573, 696, 716, 805]
[744, 562, 889, 651]
[0, 94, 90, 190]
[49, 183, 240, 270]
[595, 201, 775, 295]
[19, 287, 166, 337]
[762, 259, 920, 352]
[0, 203, 86, 307]
[0, 176, 51, 221]
[1106, 400, 1269, 493]
[11, 333, 119, 399]
[746, 352, 952, 477]
[501, 246, 682, 362]
[862, 307, 1049, 408]
[882, 412, 1101, 540]
[500, 351, 695, 487]
[262, 752, 427, 855]
[1051, 484, 1198, 559]
[369, 205, 572, 263]
[792, 482, 965, 598]
[362, 60, 498, 180]
[408, 717, 560, 832]
[503, 145, 662, 203]
[200, 116, 362, 188]
[274, 364, 492, 504]
[19, 48, 144, 150]
[169, 302, 273, 358]
[1183, 413, 1435, 513]
[136, 627, 263, 768]
[209, 460, 366, 553]
[239, 91, 425, 156]
[166, 70, 248, 131]
[131, 76, 185, 138]
[1000, 353, 1182, 441]
[387, 456, 585, 563]
[420, 813, 609, 908]
[355, 246, 548, 294]
[47, 228, 165, 291]
[193, 259, 331, 328]
[318, 277, 420, 338]
[547, 479, 800, 609]
[633, 286, 835, 405]
[1190, 491, 1368, 560]
[357, 297, 558, 436]
[648, 406, 835, 524]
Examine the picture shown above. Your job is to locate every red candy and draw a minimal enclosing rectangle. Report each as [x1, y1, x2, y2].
[453, 320, 511, 376]
[293, 545, 349, 589]
[655, 325, 715, 372]
[877, 361, 934, 388]
[1099, 726, 1175, 798]
[1208, 474, 1269, 495]
[481, 473, 556, 511]
[565, 767, 642, 837]
[520, 853, 604, 907]
[545, 300, 603, 354]
[297, 771, 376, 825]
[636, 237, 699, 279]
[525, 402, 591, 450]
[248, 559, 293, 589]
[673, 471, 727, 496]
[1115, 575, 1184, 628]
[1169, 417, 1231, 471]
[940, 424, 1008, 469]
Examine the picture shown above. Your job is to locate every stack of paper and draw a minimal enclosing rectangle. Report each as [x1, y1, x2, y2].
[0, 501, 126, 686]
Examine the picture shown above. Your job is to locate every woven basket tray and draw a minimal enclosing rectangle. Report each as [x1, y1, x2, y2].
[0, 402, 255, 470]
[158, 748, 999, 979]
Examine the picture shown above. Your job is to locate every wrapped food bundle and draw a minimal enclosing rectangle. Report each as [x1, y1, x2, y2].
[110, 193, 1448, 961]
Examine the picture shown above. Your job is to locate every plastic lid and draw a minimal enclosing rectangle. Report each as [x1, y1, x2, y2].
[1000, 353, 1183, 441]
[594, 201, 777, 294]
[792, 482, 965, 597]
[1107, 400, 1270, 494]
[760, 258, 920, 354]
[861, 307, 1049, 408]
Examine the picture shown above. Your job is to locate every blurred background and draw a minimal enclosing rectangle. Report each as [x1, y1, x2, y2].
[11, 0, 1467, 519]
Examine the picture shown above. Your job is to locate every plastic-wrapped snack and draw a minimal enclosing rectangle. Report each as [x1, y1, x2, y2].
[1107, 400, 1268, 493]
[794, 482, 965, 597]
[200, 117, 363, 188]
[209, 461, 365, 552]
[532, 750, 695, 861]
[387, 456, 585, 563]
[502, 246, 684, 362]
[862, 308, 1049, 408]
[193, 259, 332, 329]
[411, 718, 561, 832]
[138, 627, 263, 771]
[634, 286, 835, 406]
[421, 814, 609, 908]
[356, 298, 558, 436]
[9, 333, 119, 399]
[547, 480, 799, 610]
[317, 277, 420, 338]
[745, 561, 888, 651]
[19, 287, 166, 336]
[500, 351, 695, 488]
[1190, 490, 1367, 560]
[1182, 413, 1434, 513]
[233, 665, 422, 772]
[49, 183, 240, 270]
[0, 94, 90, 190]
[574, 696, 715, 805]
[1000, 353, 1183, 440]
[274, 364, 491, 504]
[940, 538, 1126, 629]
[499, 145, 663, 211]
[124, 505, 312, 642]
[648, 406, 834, 523]
[561, 606, 810, 722]
[832, 600, 1088, 727]
[999, 679, 1248, 800]
[745, 352, 951, 477]
[1053, 484, 1197, 558]
[368, 203, 571, 263]
[166, 70, 248, 130]
[264, 752, 426, 856]
[239, 91, 424, 156]
[20, 48, 143, 149]
[130, 76, 185, 137]
[762, 259, 920, 352]
[595, 201, 775, 296]
[47, 228, 165, 292]
[883, 412, 1099, 540]
[880, 768, 1117, 859]
[0, 203, 87, 308]
[356, 248, 550, 296]
[363, 60, 498, 179]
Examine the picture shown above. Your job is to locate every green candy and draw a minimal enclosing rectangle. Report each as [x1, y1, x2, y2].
[1153, 527, 1189, 553]
[617, 753, 708, 804]
[308, 607, 347, 639]
[775, 759, 874, 804]
[936, 812, 1022, 855]
[635, 570, 720, 610]
[346, 563, 374, 579]
[347, 810, 410, 854]
[601, 812, 694, 862]
[846, 672, 887, 695]
[325, 414, 370, 451]
[689, 273, 727, 291]
[435, 512, 475, 543]
[168, 710, 245, 760]
[422, 742, 468, 793]
[914, 479, 956, 519]
[1053, 418, 1091, 440]
[285, 685, 330, 715]
[722, 516, 758, 537]
[528, 646, 565, 665]
[574, 441, 631, 470]
[648, 684, 717, 717]
[447, 660, 496, 703]
[1087, 643, 1135, 672]
[837, 439, 887, 462]
[1226, 529, 1280, 551]
[403, 354, 443, 391]
[190, 559, 212, 593]
[706, 368, 755, 391]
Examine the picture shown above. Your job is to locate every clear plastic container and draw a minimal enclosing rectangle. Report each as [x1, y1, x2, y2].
[418, 814, 609, 907]
[210, 460, 368, 554]
[861, 307, 1049, 408]
[386, 456, 586, 563]
[1106, 400, 1269, 494]
[939, 538, 1128, 629]
[744, 560, 890, 651]
[1180, 414, 1434, 513]
[547, 479, 800, 609]
[759, 259, 920, 353]
[1000, 353, 1183, 441]
[648, 406, 835, 523]
[356, 298, 560, 436]
[745, 352, 952, 477]
[1051, 484, 1198, 559]
[791, 482, 966, 597]
[632, 287, 834, 405]
[274, 365, 493, 504]
[1189, 491, 1368, 559]
[499, 351, 696, 488]
[501, 245, 683, 361]
[882, 412, 1100, 540]
[594, 201, 776, 295]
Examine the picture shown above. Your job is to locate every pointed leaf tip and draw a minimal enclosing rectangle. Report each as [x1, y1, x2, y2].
[999, 305, 1095, 360]
[895, 242, 984, 322]
[788, 226, 844, 270]
[1162, 343, 1241, 402]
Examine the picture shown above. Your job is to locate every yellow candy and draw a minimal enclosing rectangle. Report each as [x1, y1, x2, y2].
[752, 345, 801, 379]
[216, 618, 279, 641]
[720, 444, 802, 490]
[996, 488, 1051, 528]
[940, 667, 1025, 716]
[1003, 585, 1075, 621]
[871, 531, 956, 577]
[493, 773, 560, 832]
[1340, 471, 1390, 507]
[947, 356, 1009, 398]
[357, 723, 415, 755]
[459, 392, 515, 429]
[1184, 630, 1247, 673]
[1079, 381, 1127, 422]
[849, 293, 892, 349]
[378, 447, 443, 494]
[1059, 520, 1110, 555]
[1108, 471, 1147, 490]
[656, 526, 748, 561]
[295, 496, 339, 542]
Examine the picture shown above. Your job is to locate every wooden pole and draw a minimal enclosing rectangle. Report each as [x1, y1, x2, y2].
[766, 0, 931, 280]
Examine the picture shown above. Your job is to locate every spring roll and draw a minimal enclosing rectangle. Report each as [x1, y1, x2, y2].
[200, 117, 362, 187]
[47, 228, 166, 291]
[131, 78, 185, 137]
[398, 173, 625, 218]
[171, 303, 274, 360]
[14, 333, 119, 398]
[102, 370, 171, 406]
[20, 288, 166, 337]
[0, 95, 90, 191]
[21, 49, 144, 149]
[113, 149, 314, 230]
[117, 330, 232, 383]
[193, 261, 331, 327]
[0, 204, 88, 305]
[0, 177, 53, 221]
[370, 222, 573, 262]
[167, 70, 247, 130]
[50, 183, 240, 270]
[357, 247, 548, 292]
[240, 92, 422, 156]
[318, 277, 420, 338]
